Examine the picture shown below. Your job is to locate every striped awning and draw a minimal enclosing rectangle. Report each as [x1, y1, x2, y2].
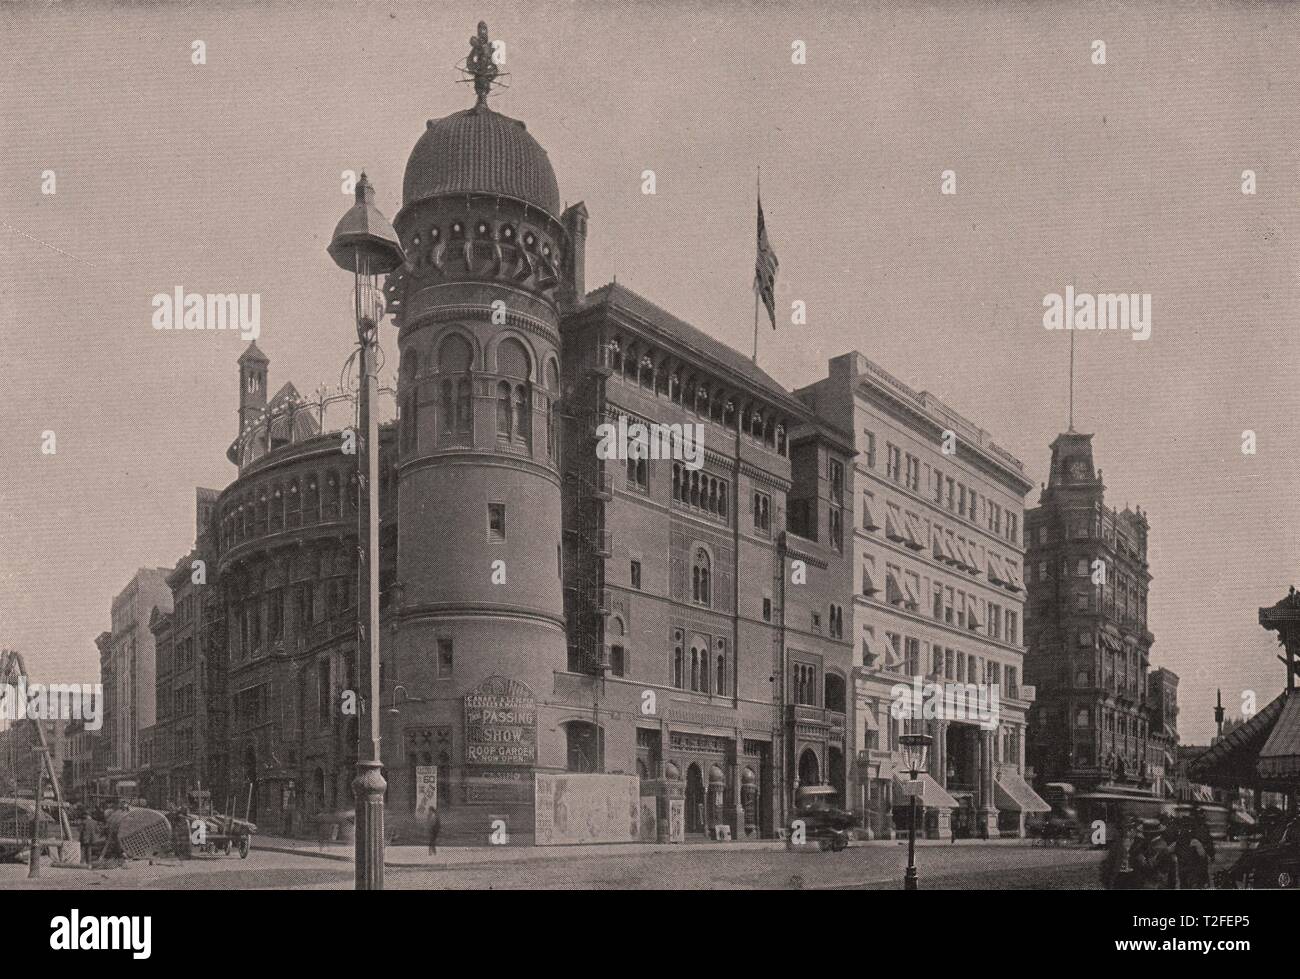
[1259, 692, 1300, 779]
[993, 770, 1052, 813]
[892, 773, 958, 810]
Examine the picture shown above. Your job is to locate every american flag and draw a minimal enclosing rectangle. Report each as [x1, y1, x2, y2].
[754, 196, 779, 329]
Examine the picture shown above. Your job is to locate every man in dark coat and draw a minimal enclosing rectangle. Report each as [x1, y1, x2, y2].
[427, 808, 441, 856]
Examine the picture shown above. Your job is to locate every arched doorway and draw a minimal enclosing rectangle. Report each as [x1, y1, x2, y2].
[685, 763, 705, 834]
[798, 748, 820, 788]
[243, 746, 259, 823]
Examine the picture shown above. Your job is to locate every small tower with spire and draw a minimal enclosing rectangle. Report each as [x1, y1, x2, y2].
[238, 341, 269, 439]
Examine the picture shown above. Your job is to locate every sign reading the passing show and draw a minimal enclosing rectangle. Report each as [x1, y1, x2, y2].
[464, 676, 537, 766]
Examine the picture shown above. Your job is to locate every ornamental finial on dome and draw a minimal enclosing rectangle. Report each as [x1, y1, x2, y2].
[460, 21, 507, 106]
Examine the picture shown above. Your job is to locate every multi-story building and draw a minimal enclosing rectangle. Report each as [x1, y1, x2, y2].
[560, 284, 855, 837]
[104, 568, 172, 792]
[1147, 666, 1180, 797]
[214, 342, 397, 836]
[145, 488, 223, 808]
[61, 719, 100, 803]
[799, 353, 1043, 838]
[1022, 430, 1165, 795]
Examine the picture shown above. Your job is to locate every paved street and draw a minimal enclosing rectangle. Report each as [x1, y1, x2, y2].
[0, 840, 1107, 890]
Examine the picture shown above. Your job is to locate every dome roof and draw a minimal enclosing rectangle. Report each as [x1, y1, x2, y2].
[403, 103, 560, 216]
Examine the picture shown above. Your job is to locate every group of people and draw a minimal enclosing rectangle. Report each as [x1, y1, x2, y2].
[76, 800, 131, 868]
[1101, 811, 1217, 889]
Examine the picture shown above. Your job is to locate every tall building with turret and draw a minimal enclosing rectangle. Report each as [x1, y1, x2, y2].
[1022, 431, 1173, 796]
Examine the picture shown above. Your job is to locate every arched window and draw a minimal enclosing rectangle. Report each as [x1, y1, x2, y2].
[440, 380, 454, 433]
[497, 337, 531, 380]
[673, 645, 684, 689]
[565, 721, 599, 773]
[690, 472, 700, 507]
[305, 478, 318, 523]
[824, 673, 847, 713]
[403, 348, 420, 382]
[456, 379, 472, 433]
[673, 463, 681, 501]
[716, 653, 725, 695]
[437, 333, 472, 373]
[692, 549, 711, 606]
[496, 381, 512, 438]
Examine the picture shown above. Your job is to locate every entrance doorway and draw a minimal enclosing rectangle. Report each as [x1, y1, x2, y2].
[685, 763, 705, 834]
[798, 748, 820, 787]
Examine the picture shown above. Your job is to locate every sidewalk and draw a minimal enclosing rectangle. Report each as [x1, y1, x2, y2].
[255, 833, 1030, 868]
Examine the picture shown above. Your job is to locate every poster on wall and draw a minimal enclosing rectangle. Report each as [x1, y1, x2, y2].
[414, 767, 438, 819]
[668, 799, 685, 843]
[534, 773, 640, 845]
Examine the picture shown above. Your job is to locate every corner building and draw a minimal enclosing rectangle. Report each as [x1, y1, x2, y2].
[1022, 432, 1167, 796]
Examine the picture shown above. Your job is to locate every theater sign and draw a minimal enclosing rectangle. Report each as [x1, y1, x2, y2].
[464, 676, 538, 766]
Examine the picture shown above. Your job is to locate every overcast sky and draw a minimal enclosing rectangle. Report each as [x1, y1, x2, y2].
[1, 0, 1297, 743]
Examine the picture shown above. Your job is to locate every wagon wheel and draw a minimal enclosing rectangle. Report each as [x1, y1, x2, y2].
[239, 837, 250, 859]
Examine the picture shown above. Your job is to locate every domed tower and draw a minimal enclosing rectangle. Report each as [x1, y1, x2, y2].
[385, 23, 572, 812]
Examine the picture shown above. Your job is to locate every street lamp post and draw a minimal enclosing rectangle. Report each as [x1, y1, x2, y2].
[328, 173, 405, 891]
[899, 731, 932, 891]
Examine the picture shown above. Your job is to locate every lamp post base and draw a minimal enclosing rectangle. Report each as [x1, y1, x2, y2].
[352, 760, 387, 891]
[904, 866, 918, 890]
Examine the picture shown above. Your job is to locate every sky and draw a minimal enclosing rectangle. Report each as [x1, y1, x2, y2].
[1, 0, 1297, 744]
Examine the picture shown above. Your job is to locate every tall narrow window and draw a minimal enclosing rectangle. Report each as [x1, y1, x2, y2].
[488, 503, 506, 541]
[441, 381, 454, 433]
[496, 381, 512, 437]
[456, 379, 472, 433]
[692, 549, 711, 606]
[514, 385, 531, 444]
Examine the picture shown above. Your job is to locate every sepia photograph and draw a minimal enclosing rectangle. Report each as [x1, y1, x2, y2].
[0, 0, 1296, 956]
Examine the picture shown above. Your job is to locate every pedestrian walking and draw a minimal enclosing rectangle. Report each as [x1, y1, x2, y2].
[1175, 819, 1210, 889]
[79, 811, 101, 869]
[427, 807, 441, 856]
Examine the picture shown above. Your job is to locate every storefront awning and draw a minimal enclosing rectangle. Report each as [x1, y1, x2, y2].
[892, 772, 958, 810]
[1189, 690, 1290, 785]
[993, 770, 1052, 813]
[1259, 692, 1300, 780]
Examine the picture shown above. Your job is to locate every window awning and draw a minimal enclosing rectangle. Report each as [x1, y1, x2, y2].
[966, 595, 983, 628]
[885, 572, 904, 607]
[902, 575, 920, 608]
[903, 512, 925, 549]
[987, 553, 1006, 585]
[861, 708, 879, 730]
[993, 770, 1052, 813]
[932, 533, 946, 560]
[891, 772, 959, 810]
[862, 565, 878, 596]
[941, 534, 959, 564]
[1004, 561, 1023, 591]
[964, 541, 983, 574]
[862, 495, 880, 531]
[885, 505, 906, 542]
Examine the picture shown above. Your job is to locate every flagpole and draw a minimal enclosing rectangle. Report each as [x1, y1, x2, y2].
[752, 165, 761, 364]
